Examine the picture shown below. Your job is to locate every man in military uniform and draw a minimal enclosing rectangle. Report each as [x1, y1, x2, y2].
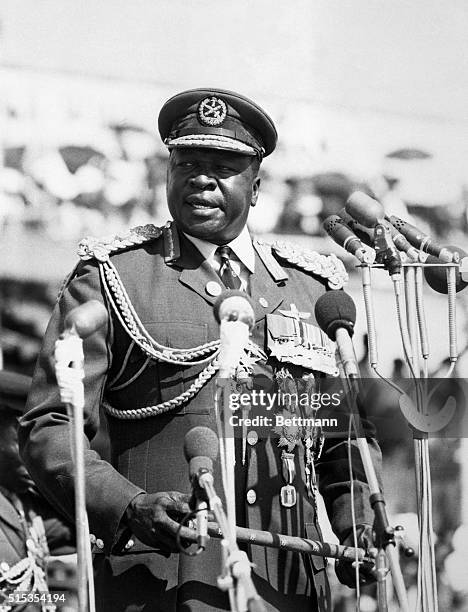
[19, 88, 379, 611]
[0, 370, 74, 611]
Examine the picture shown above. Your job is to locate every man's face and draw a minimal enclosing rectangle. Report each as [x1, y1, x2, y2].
[0, 419, 34, 494]
[166, 148, 260, 245]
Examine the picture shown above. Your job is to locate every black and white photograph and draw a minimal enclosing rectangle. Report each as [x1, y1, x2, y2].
[1, 2, 468, 611]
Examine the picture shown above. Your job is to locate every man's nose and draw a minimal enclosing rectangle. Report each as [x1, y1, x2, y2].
[189, 173, 217, 190]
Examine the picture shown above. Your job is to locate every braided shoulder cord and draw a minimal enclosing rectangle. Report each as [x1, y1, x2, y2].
[103, 360, 218, 419]
[100, 261, 220, 366]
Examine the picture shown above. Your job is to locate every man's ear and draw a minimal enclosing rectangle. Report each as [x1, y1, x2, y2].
[251, 177, 261, 207]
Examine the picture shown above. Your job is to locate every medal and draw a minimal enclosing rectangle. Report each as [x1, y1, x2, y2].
[280, 450, 297, 508]
[280, 484, 297, 508]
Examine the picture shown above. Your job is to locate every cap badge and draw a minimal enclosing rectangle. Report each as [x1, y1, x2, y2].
[198, 96, 228, 126]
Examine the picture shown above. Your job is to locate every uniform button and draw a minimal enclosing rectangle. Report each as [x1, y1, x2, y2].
[0, 561, 10, 572]
[259, 297, 268, 308]
[247, 430, 258, 446]
[246, 489, 257, 505]
[206, 281, 222, 296]
[124, 539, 135, 550]
[96, 538, 104, 550]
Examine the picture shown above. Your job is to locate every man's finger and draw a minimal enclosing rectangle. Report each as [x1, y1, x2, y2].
[159, 513, 187, 537]
[167, 495, 192, 517]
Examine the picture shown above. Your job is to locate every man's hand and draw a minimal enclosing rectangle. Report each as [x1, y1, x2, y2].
[335, 524, 377, 588]
[126, 491, 192, 553]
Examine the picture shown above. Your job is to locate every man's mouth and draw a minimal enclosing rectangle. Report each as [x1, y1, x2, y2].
[185, 195, 219, 209]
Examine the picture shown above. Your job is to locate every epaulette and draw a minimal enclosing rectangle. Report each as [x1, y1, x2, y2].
[270, 240, 348, 290]
[77, 223, 165, 262]
[253, 238, 289, 282]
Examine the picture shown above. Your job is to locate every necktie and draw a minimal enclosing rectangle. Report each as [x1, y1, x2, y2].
[216, 245, 242, 290]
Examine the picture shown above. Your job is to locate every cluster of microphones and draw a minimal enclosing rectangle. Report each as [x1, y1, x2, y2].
[323, 191, 468, 293]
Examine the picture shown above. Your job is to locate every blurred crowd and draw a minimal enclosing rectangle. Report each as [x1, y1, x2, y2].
[3, 112, 468, 244]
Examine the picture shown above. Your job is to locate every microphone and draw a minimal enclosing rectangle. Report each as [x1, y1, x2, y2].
[55, 301, 108, 370]
[323, 215, 374, 264]
[388, 215, 459, 263]
[346, 191, 385, 226]
[314, 291, 358, 379]
[337, 208, 376, 246]
[344, 194, 402, 274]
[184, 427, 219, 549]
[213, 290, 255, 329]
[63, 300, 108, 338]
[213, 291, 255, 378]
[338, 206, 403, 272]
[346, 191, 420, 262]
[423, 247, 468, 294]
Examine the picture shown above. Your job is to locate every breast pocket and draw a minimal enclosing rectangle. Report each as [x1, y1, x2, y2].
[142, 321, 213, 415]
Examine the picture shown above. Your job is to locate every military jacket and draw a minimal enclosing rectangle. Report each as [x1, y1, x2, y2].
[19, 223, 379, 612]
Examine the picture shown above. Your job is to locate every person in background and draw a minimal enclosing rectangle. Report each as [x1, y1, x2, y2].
[0, 370, 74, 611]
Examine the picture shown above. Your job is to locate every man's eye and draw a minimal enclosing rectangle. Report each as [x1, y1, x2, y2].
[178, 161, 194, 168]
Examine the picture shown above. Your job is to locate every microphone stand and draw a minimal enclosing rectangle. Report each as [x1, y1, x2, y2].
[54, 327, 95, 612]
[339, 361, 409, 612]
[330, 206, 462, 611]
[214, 314, 264, 612]
[366, 260, 458, 612]
[396, 261, 460, 612]
[195, 469, 265, 612]
[347, 250, 410, 610]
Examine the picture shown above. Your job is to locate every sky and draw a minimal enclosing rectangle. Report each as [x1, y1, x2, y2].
[1, 0, 468, 197]
[2, 0, 468, 122]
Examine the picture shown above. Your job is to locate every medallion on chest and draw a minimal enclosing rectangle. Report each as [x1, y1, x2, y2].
[266, 303, 338, 376]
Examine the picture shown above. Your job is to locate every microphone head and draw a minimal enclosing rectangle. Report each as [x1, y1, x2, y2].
[213, 290, 255, 330]
[184, 426, 219, 462]
[346, 191, 385, 227]
[314, 291, 357, 341]
[323, 214, 343, 234]
[424, 247, 467, 294]
[184, 427, 219, 480]
[64, 300, 108, 338]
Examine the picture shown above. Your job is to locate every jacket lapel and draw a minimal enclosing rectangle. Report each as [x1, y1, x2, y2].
[172, 232, 224, 307]
[250, 249, 286, 322]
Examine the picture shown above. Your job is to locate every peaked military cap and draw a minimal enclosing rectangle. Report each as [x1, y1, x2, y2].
[0, 370, 32, 415]
[158, 87, 277, 158]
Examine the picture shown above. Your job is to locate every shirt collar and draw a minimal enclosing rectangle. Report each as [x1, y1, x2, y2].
[183, 226, 256, 273]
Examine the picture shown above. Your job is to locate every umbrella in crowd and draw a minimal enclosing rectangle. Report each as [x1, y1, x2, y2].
[58, 145, 106, 174]
[386, 148, 433, 161]
[383, 146, 463, 207]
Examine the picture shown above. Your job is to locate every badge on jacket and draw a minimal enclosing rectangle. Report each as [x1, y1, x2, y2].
[266, 305, 338, 376]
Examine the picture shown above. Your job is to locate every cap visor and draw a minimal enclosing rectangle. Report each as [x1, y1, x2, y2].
[166, 134, 257, 156]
